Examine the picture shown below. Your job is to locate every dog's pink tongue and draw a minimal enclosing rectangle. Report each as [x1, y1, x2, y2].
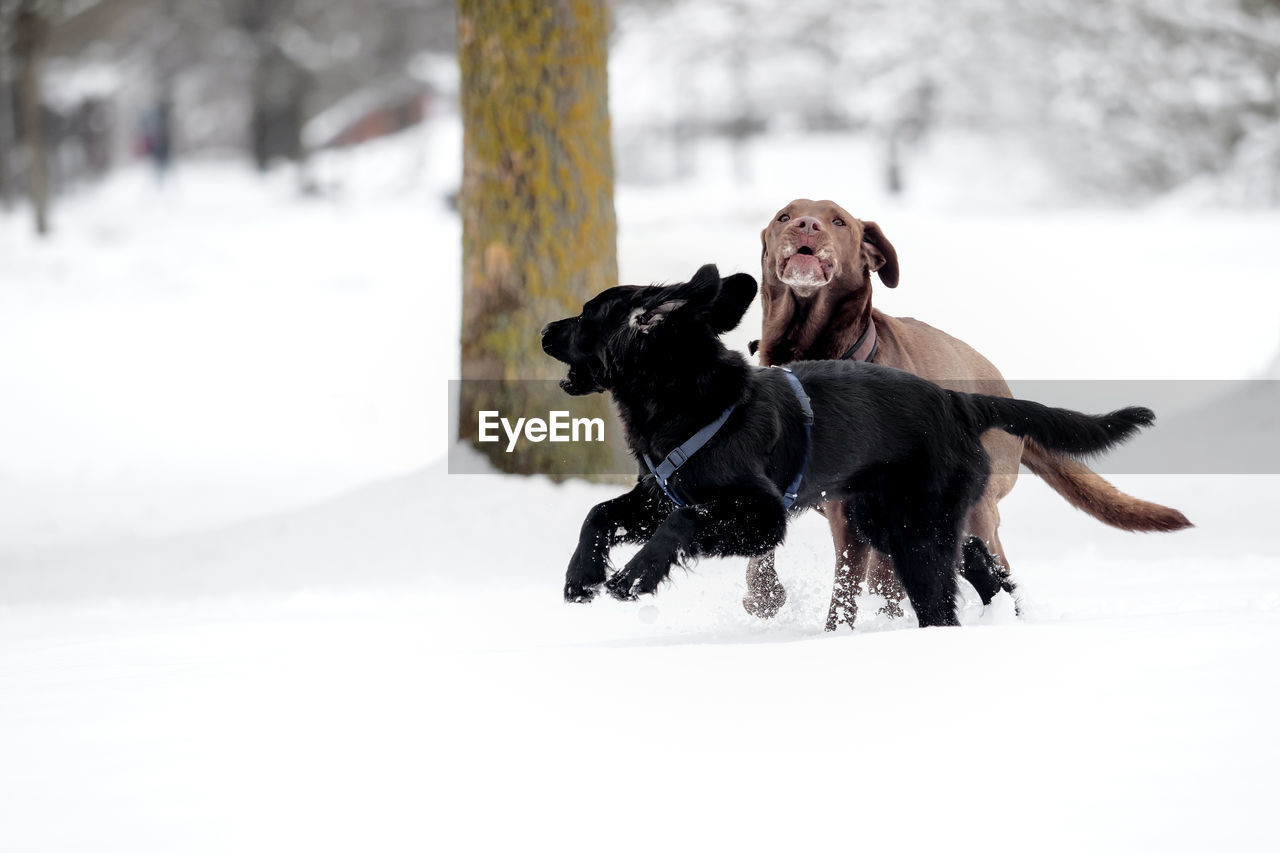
[786, 254, 825, 280]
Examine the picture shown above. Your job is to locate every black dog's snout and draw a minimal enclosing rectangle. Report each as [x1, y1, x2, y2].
[541, 317, 572, 358]
[792, 216, 822, 236]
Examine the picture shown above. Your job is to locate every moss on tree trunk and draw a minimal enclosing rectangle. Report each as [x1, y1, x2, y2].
[457, 0, 622, 478]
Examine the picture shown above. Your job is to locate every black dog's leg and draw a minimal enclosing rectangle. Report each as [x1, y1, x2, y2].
[565, 484, 669, 602]
[890, 533, 963, 628]
[856, 495, 965, 628]
[605, 507, 699, 600]
[959, 535, 1016, 606]
[883, 458, 990, 627]
[606, 491, 788, 601]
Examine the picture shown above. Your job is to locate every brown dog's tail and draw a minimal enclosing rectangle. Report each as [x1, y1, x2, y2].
[1021, 439, 1192, 532]
[962, 393, 1192, 532]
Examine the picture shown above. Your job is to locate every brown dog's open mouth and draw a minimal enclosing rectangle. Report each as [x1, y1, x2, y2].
[778, 245, 834, 285]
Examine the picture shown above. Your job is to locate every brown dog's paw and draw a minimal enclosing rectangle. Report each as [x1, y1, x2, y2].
[743, 585, 787, 619]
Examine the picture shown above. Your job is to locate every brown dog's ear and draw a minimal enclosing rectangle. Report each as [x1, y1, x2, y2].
[759, 227, 784, 296]
[861, 221, 899, 288]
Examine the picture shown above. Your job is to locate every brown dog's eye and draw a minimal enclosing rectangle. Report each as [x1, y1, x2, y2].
[777, 213, 790, 223]
[833, 218, 847, 227]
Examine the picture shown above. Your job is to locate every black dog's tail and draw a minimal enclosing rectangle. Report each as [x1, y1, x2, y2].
[965, 394, 1154, 458]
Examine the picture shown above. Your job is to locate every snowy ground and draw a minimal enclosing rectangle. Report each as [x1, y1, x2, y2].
[2, 122, 1279, 851]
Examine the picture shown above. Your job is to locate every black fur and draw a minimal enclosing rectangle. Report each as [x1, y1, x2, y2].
[960, 535, 1016, 606]
[541, 264, 1155, 627]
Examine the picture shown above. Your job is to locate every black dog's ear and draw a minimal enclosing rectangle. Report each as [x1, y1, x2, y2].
[631, 264, 718, 334]
[707, 272, 758, 333]
[685, 263, 722, 302]
[632, 299, 687, 333]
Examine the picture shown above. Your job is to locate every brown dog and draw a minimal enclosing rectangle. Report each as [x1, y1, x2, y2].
[745, 199, 1191, 629]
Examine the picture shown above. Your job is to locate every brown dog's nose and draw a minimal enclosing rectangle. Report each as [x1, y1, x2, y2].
[792, 216, 822, 236]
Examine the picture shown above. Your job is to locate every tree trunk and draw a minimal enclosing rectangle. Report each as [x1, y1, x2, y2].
[249, 41, 310, 173]
[15, 1, 49, 235]
[456, 0, 621, 478]
[0, 40, 13, 209]
[0, 0, 13, 209]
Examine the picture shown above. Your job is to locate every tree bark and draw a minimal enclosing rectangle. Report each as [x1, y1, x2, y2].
[15, 1, 50, 235]
[456, 0, 621, 478]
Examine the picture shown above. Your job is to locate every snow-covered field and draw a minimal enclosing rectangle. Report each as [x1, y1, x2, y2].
[2, 121, 1279, 851]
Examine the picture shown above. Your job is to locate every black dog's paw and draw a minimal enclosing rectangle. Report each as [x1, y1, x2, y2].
[606, 564, 666, 601]
[564, 578, 601, 603]
[564, 546, 608, 603]
[605, 570, 642, 601]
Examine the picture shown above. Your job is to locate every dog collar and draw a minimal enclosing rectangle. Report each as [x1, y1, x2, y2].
[840, 318, 878, 363]
[746, 319, 877, 363]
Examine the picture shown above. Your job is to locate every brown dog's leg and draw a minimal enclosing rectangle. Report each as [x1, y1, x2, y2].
[825, 548, 867, 630]
[744, 552, 787, 618]
[967, 500, 1008, 570]
[866, 549, 906, 618]
[825, 502, 871, 630]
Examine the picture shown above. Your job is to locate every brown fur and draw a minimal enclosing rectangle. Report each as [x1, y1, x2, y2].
[744, 199, 1191, 628]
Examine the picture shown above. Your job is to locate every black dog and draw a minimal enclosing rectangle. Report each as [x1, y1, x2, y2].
[541, 264, 1157, 627]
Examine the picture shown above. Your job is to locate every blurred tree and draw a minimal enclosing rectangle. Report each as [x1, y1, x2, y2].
[13, 0, 49, 235]
[612, 0, 1280, 201]
[12, 0, 1278, 205]
[970, 0, 1280, 198]
[234, 0, 311, 171]
[44, 0, 455, 175]
[0, 0, 15, 208]
[456, 0, 621, 477]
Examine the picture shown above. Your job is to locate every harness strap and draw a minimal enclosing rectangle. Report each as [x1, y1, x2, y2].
[643, 368, 815, 510]
[773, 367, 813, 509]
[643, 402, 738, 507]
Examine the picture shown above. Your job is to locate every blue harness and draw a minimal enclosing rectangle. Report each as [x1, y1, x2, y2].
[642, 366, 814, 509]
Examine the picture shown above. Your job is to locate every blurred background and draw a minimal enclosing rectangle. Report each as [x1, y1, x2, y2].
[3, 0, 1280, 213]
[0, 0, 1278, 551]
